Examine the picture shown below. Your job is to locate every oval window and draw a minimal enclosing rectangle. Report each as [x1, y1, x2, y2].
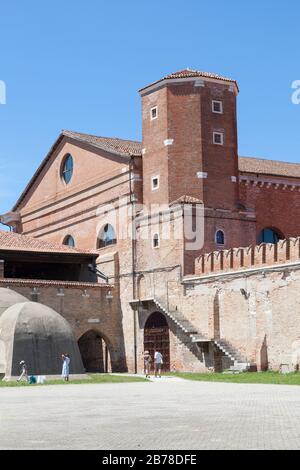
[61, 154, 73, 184]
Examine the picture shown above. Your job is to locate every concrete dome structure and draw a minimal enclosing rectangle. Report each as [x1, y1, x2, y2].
[0, 288, 28, 317]
[0, 301, 84, 378]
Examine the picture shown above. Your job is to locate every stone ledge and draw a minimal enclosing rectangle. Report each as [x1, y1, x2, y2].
[0, 278, 111, 288]
[184, 260, 300, 284]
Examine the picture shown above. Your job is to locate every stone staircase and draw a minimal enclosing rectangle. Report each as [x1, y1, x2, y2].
[133, 297, 248, 370]
[213, 338, 248, 371]
[152, 298, 204, 339]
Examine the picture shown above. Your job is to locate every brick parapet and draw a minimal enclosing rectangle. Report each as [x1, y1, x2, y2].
[195, 237, 300, 276]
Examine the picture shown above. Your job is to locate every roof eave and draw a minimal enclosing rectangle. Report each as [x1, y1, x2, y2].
[139, 76, 239, 96]
[12, 131, 140, 212]
[12, 132, 65, 212]
[0, 247, 99, 257]
[61, 131, 135, 159]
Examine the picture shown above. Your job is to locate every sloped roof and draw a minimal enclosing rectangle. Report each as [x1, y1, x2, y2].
[12, 130, 142, 211]
[239, 156, 300, 179]
[0, 230, 97, 256]
[62, 130, 142, 157]
[170, 195, 204, 205]
[139, 68, 238, 92]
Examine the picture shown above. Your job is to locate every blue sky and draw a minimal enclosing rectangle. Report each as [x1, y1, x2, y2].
[0, 0, 299, 215]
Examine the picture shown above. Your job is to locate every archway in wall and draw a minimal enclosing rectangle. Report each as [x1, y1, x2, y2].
[78, 330, 111, 373]
[144, 312, 170, 371]
[258, 227, 284, 244]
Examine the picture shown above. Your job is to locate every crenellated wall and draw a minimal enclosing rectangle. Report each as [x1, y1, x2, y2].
[195, 237, 300, 276]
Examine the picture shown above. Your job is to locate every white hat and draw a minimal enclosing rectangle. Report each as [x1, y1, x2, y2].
[20, 360, 25, 364]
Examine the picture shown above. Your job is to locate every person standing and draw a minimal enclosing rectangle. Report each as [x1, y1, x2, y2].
[17, 360, 28, 382]
[61, 353, 70, 381]
[143, 350, 152, 378]
[154, 350, 163, 378]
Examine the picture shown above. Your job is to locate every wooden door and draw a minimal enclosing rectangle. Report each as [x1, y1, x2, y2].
[144, 312, 170, 371]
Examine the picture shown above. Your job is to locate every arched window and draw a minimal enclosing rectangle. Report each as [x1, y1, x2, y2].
[258, 228, 283, 244]
[63, 235, 75, 247]
[215, 230, 225, 245]
[61, 154, 73, 184]
[153, 233, 160, 249]
[98, 224, 117, 248]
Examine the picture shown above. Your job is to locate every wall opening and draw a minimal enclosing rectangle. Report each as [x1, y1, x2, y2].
[144, 312, 170, 371]
[258, 227, 284, 244]
[78, 330, 111, 373]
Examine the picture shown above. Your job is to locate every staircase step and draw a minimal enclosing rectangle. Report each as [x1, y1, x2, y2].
[214, 338, 247, 364]
[191, 335, 210, 343]
[152, 297, 207, 344]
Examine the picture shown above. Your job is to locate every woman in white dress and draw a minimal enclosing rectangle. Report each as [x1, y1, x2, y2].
[61, 353, 70, 381]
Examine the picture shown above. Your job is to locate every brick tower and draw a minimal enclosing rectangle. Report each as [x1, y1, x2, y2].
[139, 69, 240, 210]
[139, 69, 256, 272]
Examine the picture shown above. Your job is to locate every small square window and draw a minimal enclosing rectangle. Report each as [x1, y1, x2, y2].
[150, 106, 158, 120]
[151, 176, 159, 190]
[212, 100, 223, 114]
[213, 132, 224, 145]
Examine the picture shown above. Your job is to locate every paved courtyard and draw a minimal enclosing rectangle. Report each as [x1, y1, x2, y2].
[1, 376, 300, 449]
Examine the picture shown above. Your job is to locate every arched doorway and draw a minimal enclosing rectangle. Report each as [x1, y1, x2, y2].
[258, 227, 284, 244]
[78, 330, 111, 373]
[144, 312, 170, 371]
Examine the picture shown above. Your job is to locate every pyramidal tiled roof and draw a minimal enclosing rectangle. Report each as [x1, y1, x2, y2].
[0, 230, 97, 256]
[170, 195, 204, 205]
[164, 69, 236, 82]
[139, 68, 237, 92]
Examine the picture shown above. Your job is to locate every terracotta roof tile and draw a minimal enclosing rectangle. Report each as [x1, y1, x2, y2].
[170, 195, 204, 205]
[0, 278, 110, 288]
[239, 156, 300, 179]
[139, 68, 238, 92]
[63, 130, 142, 157]
[0, 230, 97, 256]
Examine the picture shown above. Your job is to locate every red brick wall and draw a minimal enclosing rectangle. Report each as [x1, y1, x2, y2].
[141, 87, 169, 207]
[0, 279, 127, 371]
[166, 83, 204, 204]
[184, 209, 256, 275]
[16, 137, 142, 253]
[141, 79, 239, 210]
[239, 178, 300, 241]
